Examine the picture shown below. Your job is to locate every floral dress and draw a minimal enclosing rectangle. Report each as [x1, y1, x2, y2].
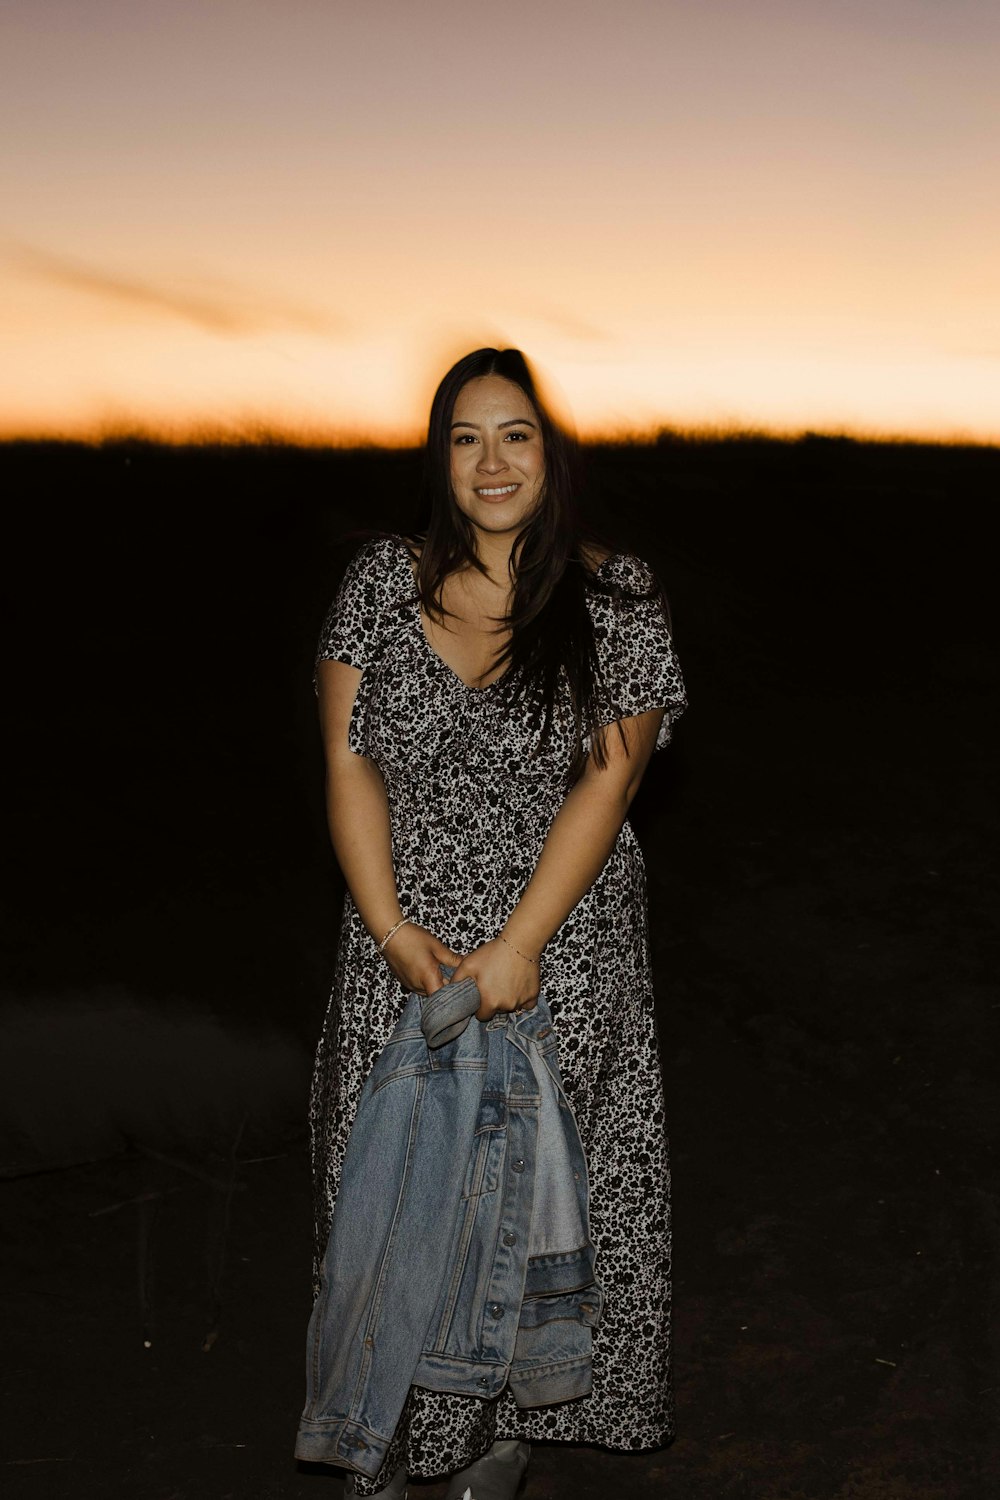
[308, 535, 687, 1492]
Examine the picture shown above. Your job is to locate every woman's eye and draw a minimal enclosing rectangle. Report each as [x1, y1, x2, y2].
[454, 434, 477, 445]
[505, 430, 528, 441]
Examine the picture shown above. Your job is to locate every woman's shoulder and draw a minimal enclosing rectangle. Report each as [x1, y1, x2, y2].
[336, 532, 418, 604]
[343, 531, 416, 580]
[588, 547, 659, 599]
[315, 534, 416, 673]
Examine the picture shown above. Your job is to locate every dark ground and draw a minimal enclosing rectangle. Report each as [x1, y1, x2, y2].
[2, 436, 998, 1499]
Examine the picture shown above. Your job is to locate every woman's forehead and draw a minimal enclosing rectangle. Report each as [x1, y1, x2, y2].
[453, 374, 536, 422]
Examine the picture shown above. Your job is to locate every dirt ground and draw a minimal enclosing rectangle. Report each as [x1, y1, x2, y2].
[2, 439, 997, 1498]
[5, 694, 996, 1499]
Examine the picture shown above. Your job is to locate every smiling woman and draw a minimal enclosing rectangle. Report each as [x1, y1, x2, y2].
[450, 376, 546, 530]
[298, 347, 688, 1499]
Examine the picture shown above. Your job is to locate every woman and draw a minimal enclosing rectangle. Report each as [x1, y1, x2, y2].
[307, 348, 686, 1498]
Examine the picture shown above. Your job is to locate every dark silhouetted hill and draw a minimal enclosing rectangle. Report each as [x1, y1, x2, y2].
[2, 434, 997, 1170]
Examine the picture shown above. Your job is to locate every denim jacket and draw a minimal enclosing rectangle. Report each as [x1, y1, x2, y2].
[294, 977, 604, 1479]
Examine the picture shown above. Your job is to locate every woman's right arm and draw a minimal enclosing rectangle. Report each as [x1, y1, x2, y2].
[317, 658, 460, 994]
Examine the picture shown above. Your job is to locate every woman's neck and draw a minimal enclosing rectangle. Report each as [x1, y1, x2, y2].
[471, 528, 518, 587]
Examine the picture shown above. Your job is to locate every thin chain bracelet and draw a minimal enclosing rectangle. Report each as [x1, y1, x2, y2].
[500, 933, 539, 966]
[379, 917, 411, 953]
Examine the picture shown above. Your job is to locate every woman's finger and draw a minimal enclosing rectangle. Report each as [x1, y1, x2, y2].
[474, 992, 505, 1022]
[422, 961, 449, 995]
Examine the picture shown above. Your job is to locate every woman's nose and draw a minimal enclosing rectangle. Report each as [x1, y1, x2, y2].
[476, 443, 507, 473]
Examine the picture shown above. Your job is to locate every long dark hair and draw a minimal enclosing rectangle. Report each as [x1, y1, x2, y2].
[411, 347, 615, 770]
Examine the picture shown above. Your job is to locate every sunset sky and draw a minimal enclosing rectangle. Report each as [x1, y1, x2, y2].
[2, 0, 998, 443]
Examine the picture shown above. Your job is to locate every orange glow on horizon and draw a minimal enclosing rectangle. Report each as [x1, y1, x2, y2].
[2, 327, 997, 449]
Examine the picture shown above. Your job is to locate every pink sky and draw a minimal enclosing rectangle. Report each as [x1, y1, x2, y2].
[2, 0, 998, 442]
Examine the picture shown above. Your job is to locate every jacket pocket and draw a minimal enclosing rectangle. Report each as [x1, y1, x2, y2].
[461, 1091, 507, 1199]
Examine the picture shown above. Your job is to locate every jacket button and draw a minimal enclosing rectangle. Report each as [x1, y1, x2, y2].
[511, 1158, 525, 1173]
[503, 1231, 517, 1246]
[489, 1303, 505, 1318]
[478, 1376, 489, 1387]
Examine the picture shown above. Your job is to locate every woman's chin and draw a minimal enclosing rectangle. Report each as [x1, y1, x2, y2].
[465, 499, 542, 538]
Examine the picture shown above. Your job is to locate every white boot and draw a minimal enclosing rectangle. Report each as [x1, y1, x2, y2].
[443, 1440, 530, 1500]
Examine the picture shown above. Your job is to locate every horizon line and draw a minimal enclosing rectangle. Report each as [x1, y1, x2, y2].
[2, 418, 998, 453]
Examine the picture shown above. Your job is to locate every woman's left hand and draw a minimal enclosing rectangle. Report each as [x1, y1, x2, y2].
[450, 937, 540, 1021]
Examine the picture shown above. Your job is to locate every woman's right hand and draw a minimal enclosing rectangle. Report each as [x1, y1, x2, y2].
[381, 922, 463, 997]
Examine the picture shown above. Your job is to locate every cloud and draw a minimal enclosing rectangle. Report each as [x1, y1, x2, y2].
[6, 243, 345, 337]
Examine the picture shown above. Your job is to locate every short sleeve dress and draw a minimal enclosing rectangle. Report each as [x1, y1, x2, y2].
[308, 534, 687, 1492]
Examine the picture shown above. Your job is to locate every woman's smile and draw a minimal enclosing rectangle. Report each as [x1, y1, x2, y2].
[475, 482, 520, 500]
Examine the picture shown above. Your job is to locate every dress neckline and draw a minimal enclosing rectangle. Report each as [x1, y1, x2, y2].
[387, 535, 506, 695]
[391, 534, 620, 695]
[415, 610, 511, 695]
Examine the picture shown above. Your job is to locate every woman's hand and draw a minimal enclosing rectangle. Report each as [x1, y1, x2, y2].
[382, 922, 462, 997]
[450, 937, 540, 1022]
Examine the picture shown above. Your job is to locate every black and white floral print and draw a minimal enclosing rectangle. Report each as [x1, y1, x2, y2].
[308, 535, 686, 1492]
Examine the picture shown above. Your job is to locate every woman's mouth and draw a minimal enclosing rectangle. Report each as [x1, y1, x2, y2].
[475, 483, 520, 500]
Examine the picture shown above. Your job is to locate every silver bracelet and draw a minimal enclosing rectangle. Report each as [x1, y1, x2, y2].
[379, 918, 411, 953]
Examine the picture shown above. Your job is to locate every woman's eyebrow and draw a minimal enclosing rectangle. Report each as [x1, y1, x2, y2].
[450, 418, 539, 430]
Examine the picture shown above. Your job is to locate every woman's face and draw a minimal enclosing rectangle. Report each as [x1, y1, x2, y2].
[449, 374, 546, 539]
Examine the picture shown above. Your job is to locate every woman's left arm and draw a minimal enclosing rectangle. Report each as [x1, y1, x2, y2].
[451, 707, 664, 1018]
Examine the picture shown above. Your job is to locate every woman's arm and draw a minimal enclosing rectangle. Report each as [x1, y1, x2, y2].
[317, 659, 460, 995]
[451, 707, 665, 1018]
